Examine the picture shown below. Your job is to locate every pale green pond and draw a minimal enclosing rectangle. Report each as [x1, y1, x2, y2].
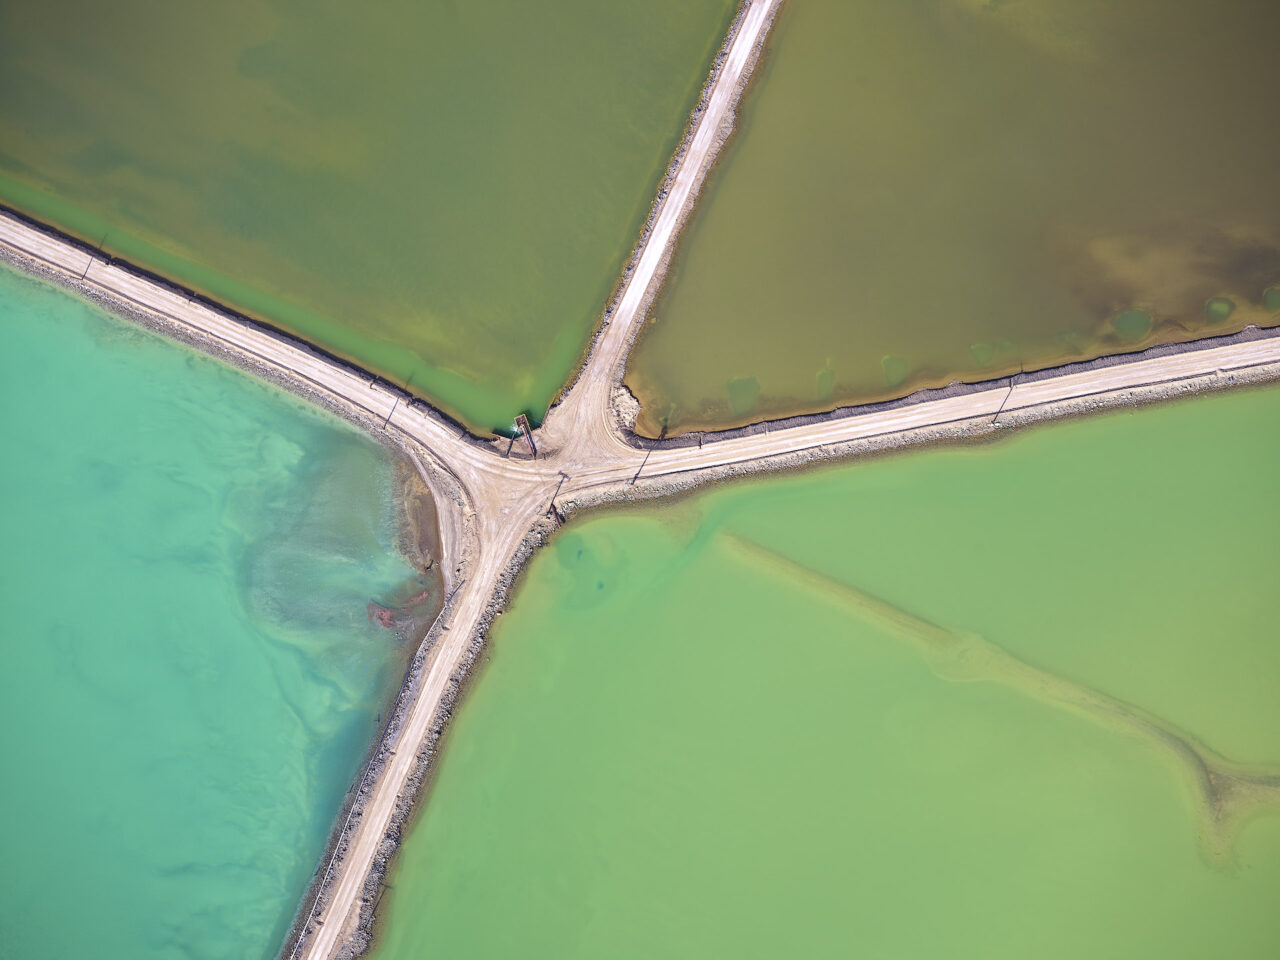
[0, 0, 735, 433]
[627, 0, 1280, 434]
[0, 265, 429, 958]
[374, 384, 1280, 958]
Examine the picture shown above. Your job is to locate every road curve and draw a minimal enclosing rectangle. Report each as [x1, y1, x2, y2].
[3, 0, 1280, 951]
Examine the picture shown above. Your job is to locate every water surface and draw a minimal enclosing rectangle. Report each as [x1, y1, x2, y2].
[374, 384, 1280, 958]
[0, 266, 424, 958]
[0, 0, 735, 432]
[627, 0, 1280, 434]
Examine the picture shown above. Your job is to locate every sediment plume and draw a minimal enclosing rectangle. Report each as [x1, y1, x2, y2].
[723, 533, 1280, 863]
[368, 458, 446, 638]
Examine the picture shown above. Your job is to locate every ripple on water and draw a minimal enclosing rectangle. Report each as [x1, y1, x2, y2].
[0, 265, 419, 960]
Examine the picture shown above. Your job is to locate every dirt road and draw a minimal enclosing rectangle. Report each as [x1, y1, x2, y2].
[2, 0, 1279, 955]
[7, 190, 1280, 960]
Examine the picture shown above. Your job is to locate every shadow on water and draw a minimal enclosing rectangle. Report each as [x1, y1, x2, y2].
[724, 533, 1280, 864]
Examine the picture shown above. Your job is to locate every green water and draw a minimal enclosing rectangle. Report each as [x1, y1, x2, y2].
[0, 0, 735, 433]
[374, 385, 1280, 958]
[627, 0, 1280, 434]
[0, 266, 425, 958]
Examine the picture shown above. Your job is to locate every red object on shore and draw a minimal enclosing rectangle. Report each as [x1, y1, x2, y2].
[367, 588, 431, 630]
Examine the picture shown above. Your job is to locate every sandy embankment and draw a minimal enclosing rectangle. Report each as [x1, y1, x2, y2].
[9, 191, 1280, 960]
[554, 0, 780, 408]
[5, 0, 1280, 952]
[0, 236, 475, 958]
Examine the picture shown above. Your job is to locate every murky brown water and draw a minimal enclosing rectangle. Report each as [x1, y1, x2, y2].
[626, 0, 1280, 435]
[372, 384, 1280, 958]
[0, 0, 735, 433]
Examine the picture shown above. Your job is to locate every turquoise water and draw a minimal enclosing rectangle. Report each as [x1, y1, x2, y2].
[0, 266, 420, 958]
[0, 0, 735, 433]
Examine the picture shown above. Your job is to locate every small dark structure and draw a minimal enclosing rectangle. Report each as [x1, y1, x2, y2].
[514, 414, 536, 458]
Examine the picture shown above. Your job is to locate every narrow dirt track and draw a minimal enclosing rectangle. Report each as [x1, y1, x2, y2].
[3, 0, 1279, 956]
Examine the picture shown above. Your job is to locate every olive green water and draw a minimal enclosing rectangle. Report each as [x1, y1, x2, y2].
[375, 385, 1280, 958]
[0, 265, 431, 958]
[627, 0, 1280, 435]
[0, 0, 735, 434]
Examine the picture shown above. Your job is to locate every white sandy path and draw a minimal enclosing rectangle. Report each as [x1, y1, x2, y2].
[552, 0, 778, 446]
[7, 170, 1280, 960]
[3, 0, 1280, 954]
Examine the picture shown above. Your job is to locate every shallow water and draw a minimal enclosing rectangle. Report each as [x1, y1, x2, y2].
[373, 385, 1280, 958]
[626, 0, 1280, 434]
[0, 266, 426, 958]
[0, 0, 735, 433]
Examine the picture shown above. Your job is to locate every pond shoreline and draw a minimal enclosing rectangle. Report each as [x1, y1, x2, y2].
[8, 187, 1280, 958]
[8, 0, 1280, 945]
[10, 185, 1280, 960]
